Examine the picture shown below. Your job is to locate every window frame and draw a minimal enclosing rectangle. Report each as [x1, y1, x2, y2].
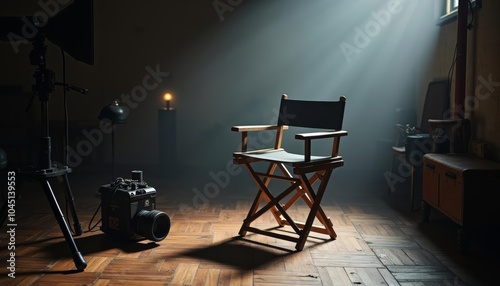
[438, 0, 459, 25]
[437, 0, 477, 26]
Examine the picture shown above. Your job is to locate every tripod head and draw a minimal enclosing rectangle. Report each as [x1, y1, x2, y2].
[28, 36, 87, 106]
[30, 36, 55, 103]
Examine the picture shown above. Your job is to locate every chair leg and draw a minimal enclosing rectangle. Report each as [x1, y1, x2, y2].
[263, 163, 287, 225]
[239, 189, 265, 237]
[276, 168, 336, 239]
[298, 181, 336, 239]
[278, 163, 320, 212]
[247, 162, 284, 225]
[238, 161, 339, 251]
[296, 168, 334, 251]
[239, 163, 302, 237]
[389, 153, 397, 195]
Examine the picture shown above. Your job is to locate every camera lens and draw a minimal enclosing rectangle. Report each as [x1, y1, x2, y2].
[136, 210, 170, 242]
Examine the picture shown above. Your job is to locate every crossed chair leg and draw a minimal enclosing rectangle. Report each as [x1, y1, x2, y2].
[238, 161, 341, 251]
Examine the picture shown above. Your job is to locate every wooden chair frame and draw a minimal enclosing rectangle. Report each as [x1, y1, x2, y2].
[232, 94, 347, 251]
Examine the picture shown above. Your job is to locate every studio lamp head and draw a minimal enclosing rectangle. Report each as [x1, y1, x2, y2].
[0, 0, 94, 65]
[98, 100, 127, 124]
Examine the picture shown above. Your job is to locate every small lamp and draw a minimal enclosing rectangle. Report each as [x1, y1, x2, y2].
[163, 92, 173, 110]
[98, 100, 126, 180]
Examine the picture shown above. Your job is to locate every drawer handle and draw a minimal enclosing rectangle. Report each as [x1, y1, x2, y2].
[425, 163, 435, 170]
[445, 172, 456, 179]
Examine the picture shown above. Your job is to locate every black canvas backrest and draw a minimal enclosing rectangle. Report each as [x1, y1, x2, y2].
[419, 80, 450, 133]
[277, 95, 346, 130]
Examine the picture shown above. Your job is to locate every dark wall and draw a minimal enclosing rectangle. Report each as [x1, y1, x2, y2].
[1, 1, 446, 186]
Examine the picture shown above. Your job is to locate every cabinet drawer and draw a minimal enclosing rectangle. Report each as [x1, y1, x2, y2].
[438, 167, 463, 224]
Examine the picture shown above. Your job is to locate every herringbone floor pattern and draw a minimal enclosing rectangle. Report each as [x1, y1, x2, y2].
[0, 170, 498, 285]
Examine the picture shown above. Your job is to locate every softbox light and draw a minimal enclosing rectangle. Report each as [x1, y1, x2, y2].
[0, 0, 94, 65]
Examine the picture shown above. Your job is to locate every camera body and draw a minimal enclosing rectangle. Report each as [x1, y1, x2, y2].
[100, 171, 170, 242]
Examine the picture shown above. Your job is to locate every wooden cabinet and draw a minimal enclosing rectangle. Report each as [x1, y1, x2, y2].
[422, 153, 500, 253]
[440, 169, 465, 223]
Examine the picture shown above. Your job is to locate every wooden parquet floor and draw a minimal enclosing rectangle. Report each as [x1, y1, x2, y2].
[0, 170, 498, 285]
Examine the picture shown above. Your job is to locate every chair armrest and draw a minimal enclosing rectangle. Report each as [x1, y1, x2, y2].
[428, 119, 464, 128]
[428, 119, 467, 138]
[232, 125, 289, 152]
[295, 130, 348, 140]
[231, 125, 287, 132]
[295, 130, 348, 162]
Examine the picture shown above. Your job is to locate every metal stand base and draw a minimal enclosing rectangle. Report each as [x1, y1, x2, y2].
[0, 166, 87, 271]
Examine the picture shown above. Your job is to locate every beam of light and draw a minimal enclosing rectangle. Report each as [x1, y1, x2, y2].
[168, 0, 441, 179]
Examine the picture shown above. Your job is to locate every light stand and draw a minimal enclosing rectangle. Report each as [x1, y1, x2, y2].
[98, 101, 126, 181]
[0, 36, 87, 271]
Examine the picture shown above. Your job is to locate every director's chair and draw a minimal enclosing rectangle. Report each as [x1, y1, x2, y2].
[231, 94, 347, 251]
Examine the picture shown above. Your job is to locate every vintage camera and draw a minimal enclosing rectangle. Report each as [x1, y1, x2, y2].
[100, 170, 170, 242]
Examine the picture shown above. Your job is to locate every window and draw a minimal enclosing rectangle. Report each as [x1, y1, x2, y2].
[438, 0, 477, 26]
[440, 0, 459, 22]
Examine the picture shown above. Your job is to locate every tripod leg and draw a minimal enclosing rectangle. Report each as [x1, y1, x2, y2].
[60, 174, 83, 236]
[41, 178, 87, 271]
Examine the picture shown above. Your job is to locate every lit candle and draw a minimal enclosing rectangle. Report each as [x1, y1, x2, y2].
[163, 92, 172, 110]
